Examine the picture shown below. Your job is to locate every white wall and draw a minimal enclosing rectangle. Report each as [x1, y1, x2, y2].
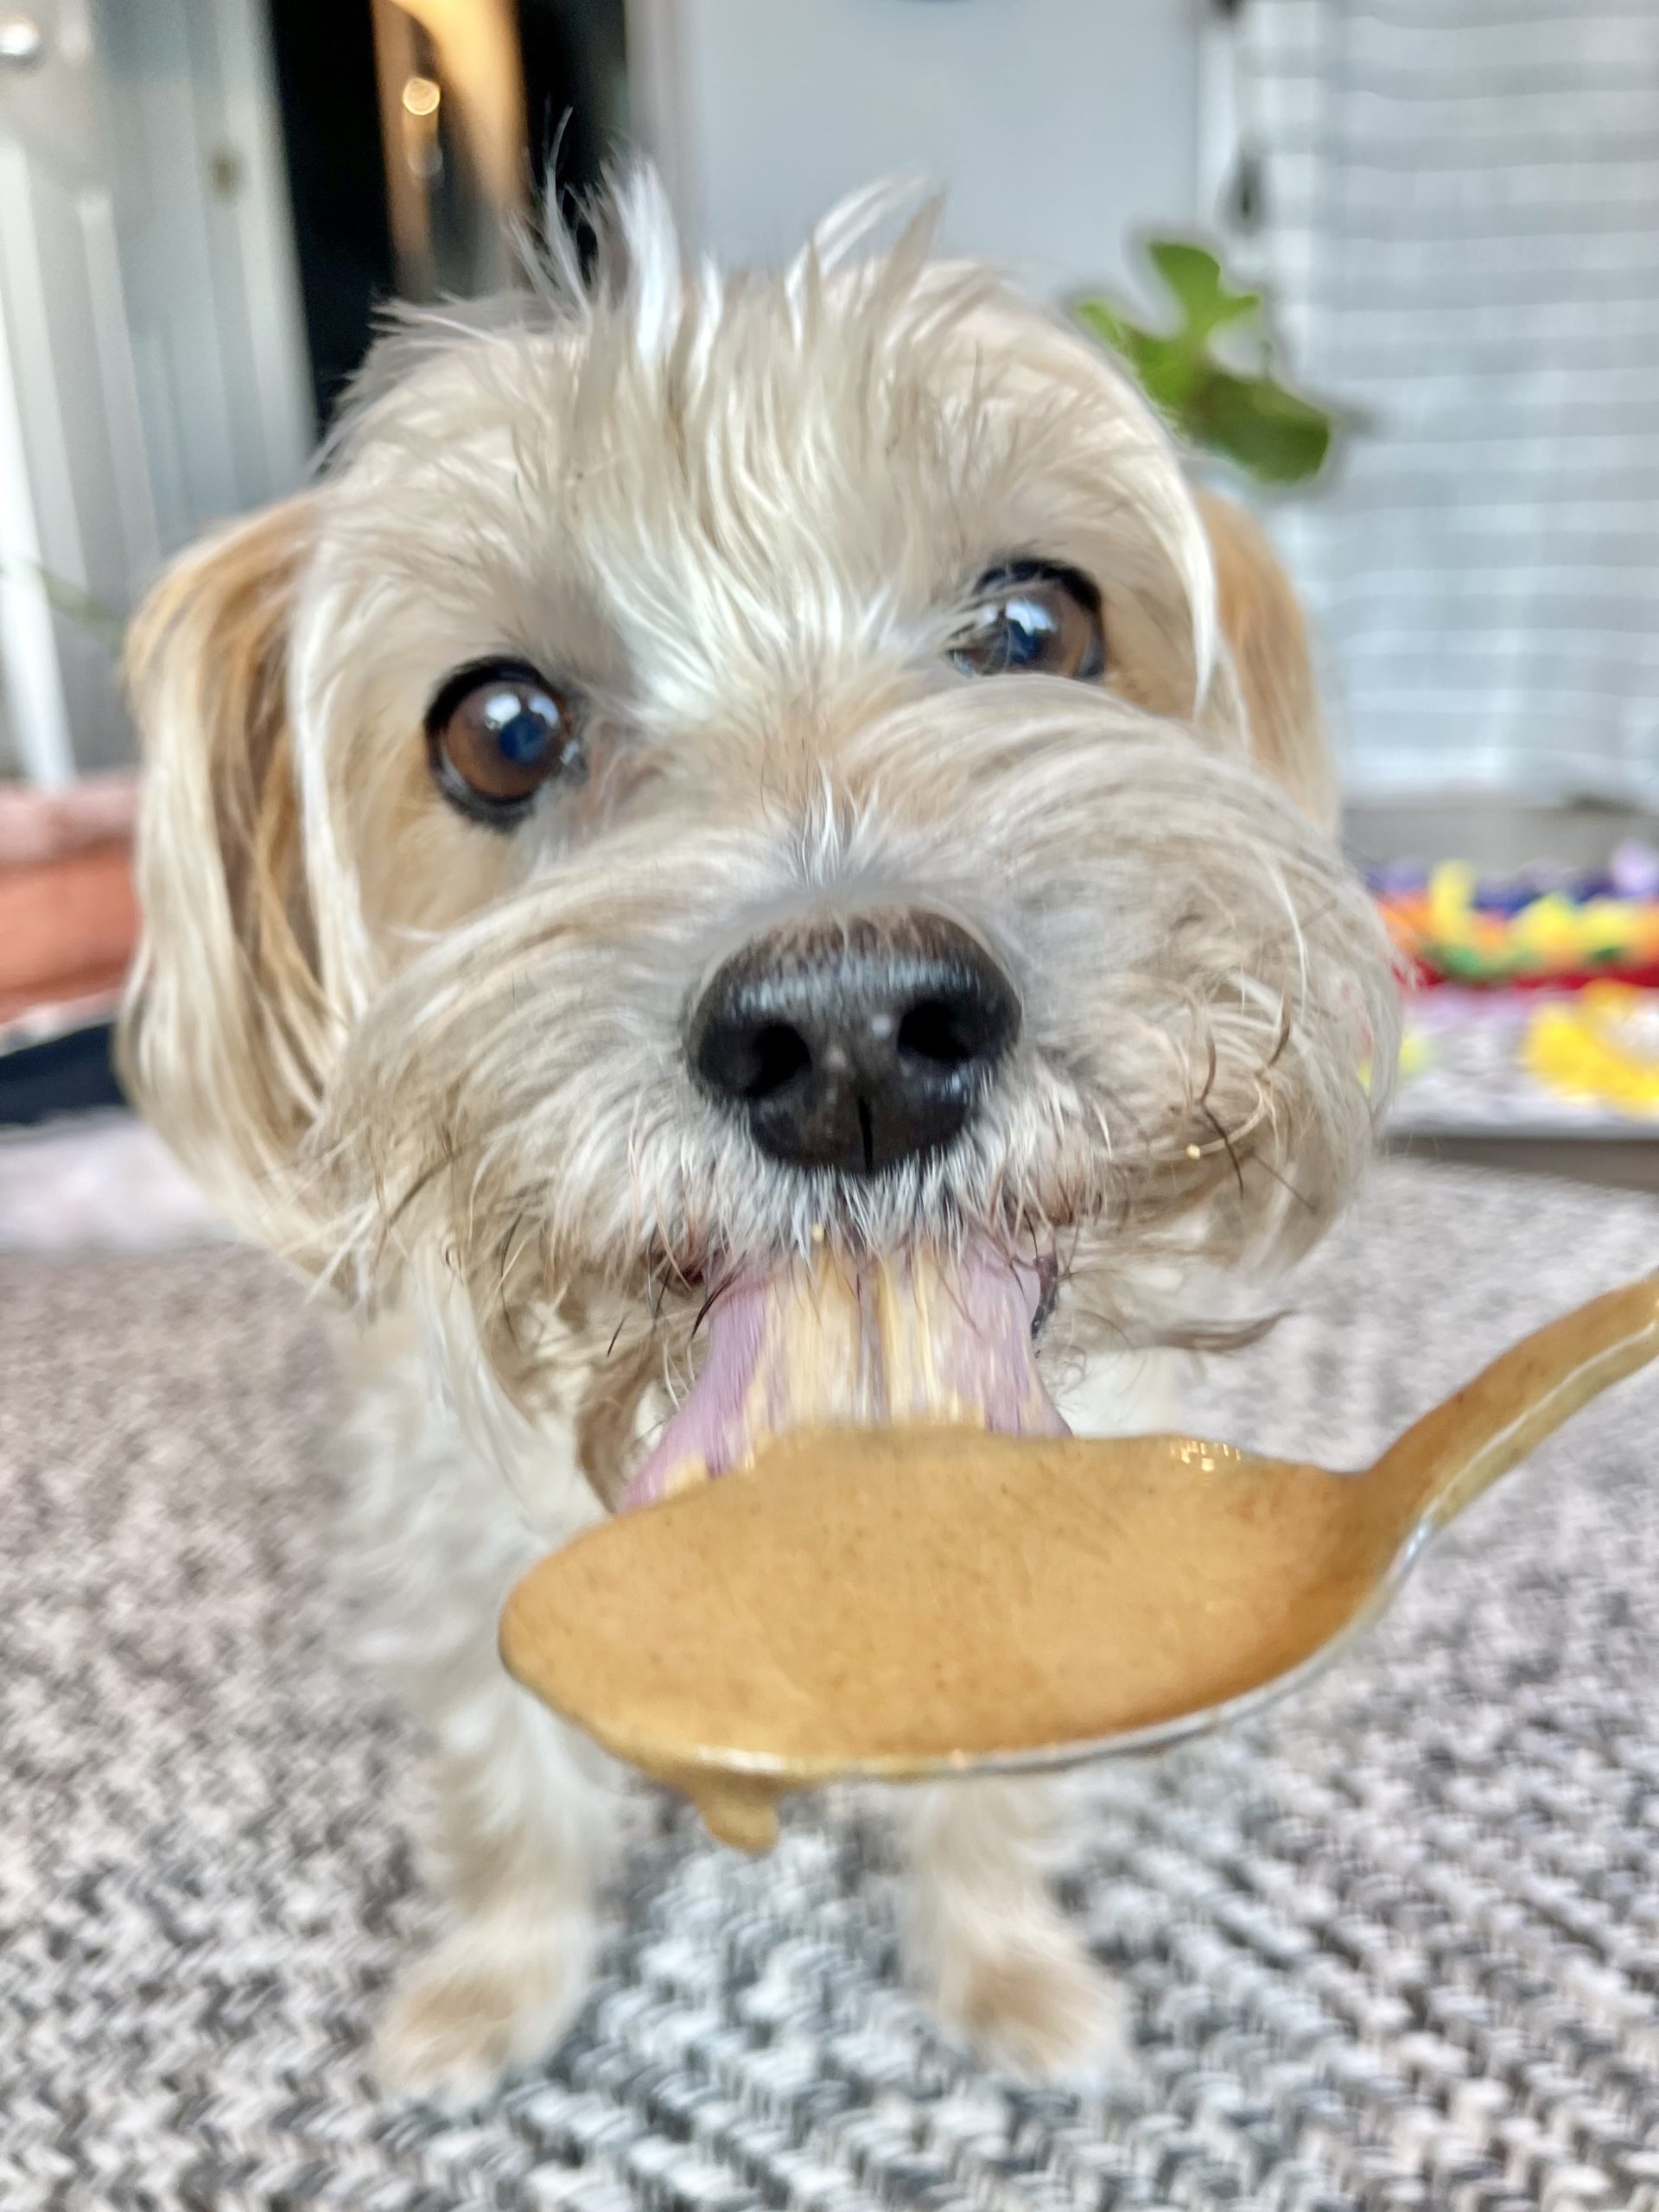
[629, 0, 1204, 302]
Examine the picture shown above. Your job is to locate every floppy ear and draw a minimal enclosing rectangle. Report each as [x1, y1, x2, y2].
[1196, 486, 1337, 831]
[118, 496, 333, 1255]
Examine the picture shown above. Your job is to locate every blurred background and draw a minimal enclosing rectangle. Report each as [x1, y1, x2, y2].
[3, 0, 1659, 1224]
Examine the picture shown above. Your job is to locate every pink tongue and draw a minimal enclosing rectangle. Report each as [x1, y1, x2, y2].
[618, 1245, 1065, 1513]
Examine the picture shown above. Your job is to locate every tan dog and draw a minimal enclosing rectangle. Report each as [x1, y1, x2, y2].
[119, 176, 1397, 2102]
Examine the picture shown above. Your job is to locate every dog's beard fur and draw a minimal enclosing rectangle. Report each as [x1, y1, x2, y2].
[118, 172, 1401, 2091]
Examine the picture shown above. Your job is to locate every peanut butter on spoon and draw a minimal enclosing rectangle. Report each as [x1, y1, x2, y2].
[501, 1273, 1659, 1852]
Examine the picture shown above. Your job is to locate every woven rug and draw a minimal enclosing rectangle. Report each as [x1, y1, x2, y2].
[3, 1160, 1657, 2212]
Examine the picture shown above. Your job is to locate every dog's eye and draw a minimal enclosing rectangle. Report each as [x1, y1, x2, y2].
[426, 660, 584, 826]
[950, 562, 1105, 683]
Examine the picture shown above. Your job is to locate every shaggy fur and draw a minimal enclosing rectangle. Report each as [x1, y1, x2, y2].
[119, 173, 1399, 2101]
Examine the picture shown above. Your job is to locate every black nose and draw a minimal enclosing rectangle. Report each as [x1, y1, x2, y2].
[688, 911, 1020, 1175]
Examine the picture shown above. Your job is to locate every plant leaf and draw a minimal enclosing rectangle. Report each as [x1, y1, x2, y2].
[1073, 298, 1135, 355]
[0, 555, 124, 647]
[1185, 367, 1332, 486]
[1145, 239, 1262, 339]
[1120, 330, 1204, 413]
[1075, 302, 1205, 410]
[1071, 238, 1338, 489]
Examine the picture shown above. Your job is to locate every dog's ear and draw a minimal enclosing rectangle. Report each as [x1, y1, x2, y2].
[118, 496, 333, 1255]
[1196, 487, 1337, 830]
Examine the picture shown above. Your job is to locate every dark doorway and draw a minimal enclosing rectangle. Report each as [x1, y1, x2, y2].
[265, 1, 629, 437]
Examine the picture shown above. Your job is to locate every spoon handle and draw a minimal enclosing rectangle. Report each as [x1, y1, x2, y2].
[1368, 1273, 1659, 1532]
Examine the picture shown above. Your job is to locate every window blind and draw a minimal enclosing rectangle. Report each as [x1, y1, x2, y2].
[1234, 0, 1659, 804]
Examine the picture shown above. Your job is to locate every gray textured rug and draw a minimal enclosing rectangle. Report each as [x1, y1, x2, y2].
[2, 1160, 1656, 2212]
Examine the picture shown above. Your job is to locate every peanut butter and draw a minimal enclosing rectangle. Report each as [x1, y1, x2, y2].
[499, 1271, 1659, 1851]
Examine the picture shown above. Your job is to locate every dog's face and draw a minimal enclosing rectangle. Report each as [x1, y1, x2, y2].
[122, 181, 1397, 1504]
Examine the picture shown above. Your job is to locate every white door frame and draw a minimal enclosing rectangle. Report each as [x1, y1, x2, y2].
[0, 156, 76, 789]
[0, 0, 311, 786]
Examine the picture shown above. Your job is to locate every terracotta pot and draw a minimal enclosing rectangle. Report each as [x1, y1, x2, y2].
[0, 779, 139, 1023]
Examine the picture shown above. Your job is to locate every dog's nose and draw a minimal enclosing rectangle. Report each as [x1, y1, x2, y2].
[688, 912, 1020, 1174]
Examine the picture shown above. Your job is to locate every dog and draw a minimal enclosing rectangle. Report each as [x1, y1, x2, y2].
[118, 174, 1399, 2102]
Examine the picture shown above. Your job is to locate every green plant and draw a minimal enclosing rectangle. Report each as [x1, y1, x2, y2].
[1073, 240, 1336, 488]
[36, 566, 124, 650]
[0, 555, 124, 649]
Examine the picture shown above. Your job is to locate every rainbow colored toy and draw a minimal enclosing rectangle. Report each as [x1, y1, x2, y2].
[1524, 985, 1659, 1116]
[1371, 846, 1659, 990]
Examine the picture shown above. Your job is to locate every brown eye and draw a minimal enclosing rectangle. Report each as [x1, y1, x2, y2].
[426, 659, 584, 827]
[950, 561, 1106, 683]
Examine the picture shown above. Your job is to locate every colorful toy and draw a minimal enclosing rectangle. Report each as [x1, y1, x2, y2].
[1371, 846, 1659, 989]
[1523, 984, 1659, 1118]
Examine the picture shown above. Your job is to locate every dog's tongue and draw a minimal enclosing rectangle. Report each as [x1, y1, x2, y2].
[619, 1245, 1065, 1513]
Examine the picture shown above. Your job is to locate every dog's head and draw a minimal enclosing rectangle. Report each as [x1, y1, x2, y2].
[120, 178, 1397, 1505]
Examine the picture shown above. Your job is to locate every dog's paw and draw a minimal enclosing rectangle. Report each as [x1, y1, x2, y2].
[374, 1911, 590, 2109]
[923, 1920, 1129, 2082]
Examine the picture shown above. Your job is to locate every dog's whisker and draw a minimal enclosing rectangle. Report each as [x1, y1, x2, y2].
[690, 1269, 741, 1340]
[1237, 1145, 1319, 1217]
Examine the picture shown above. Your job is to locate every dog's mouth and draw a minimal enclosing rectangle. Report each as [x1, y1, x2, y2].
[616, 1242, 1066, 1513]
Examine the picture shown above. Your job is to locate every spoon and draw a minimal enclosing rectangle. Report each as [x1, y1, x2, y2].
[501, 1273, 1659, 1852]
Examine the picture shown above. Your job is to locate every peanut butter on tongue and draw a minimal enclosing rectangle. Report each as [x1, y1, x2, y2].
[619, 1244, 1063, 1511]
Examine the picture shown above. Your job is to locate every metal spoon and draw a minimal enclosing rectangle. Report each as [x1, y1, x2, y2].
[501, 1274, 1659, 1851]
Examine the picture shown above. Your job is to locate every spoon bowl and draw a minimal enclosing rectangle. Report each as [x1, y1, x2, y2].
[501, 1273, 1659, 1850]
